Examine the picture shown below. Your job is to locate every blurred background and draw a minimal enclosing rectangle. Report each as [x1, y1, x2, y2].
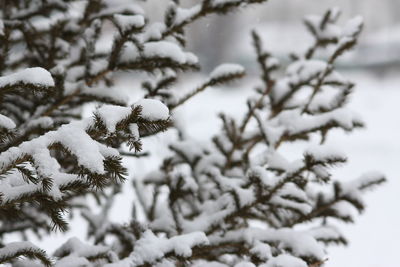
[144, 0, 400, 76]
[140, 1, 400, 267]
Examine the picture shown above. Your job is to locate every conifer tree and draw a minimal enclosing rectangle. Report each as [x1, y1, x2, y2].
[0, 1, 384, 267]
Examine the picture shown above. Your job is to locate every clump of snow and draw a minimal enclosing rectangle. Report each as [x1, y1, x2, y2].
[95, 105, 132, 132]
[129, 123, 139, 140]
[209, 228, 325, 260]
[113, 14, 145, 31]
[264, 254, 307, 267]
[142, 22, 166, 41]
[250, 240, 272, 260]
[287, 60, 328, 82]
[174, 5, 202, 25]
[278, 108, 363, 135]
[0, 67, 54, 88]
[0, 20, 4, 36]
[248, 166, 278, 188]
[135, 99, 169, 121]
[234, 262, 255, 267]
[26, 117, 53, 130]
[143, 41, 198, 64]
[119, 41, 198, 65]
[130, 230, 208, 265]
[118, 43, 140, 63]
[209, 63, 245, 80]
[56, 122, 108, 173]
[0, 111, 129, 202]
[271, 78, 291, 103]
[55, 255, 90, 267]
[304, 145, 346, 162]
[54, 237, 110, 258]
[308, 225, 342, 242]
[342, 16, 363, 37]
[102, 1, 144, 16]
[0, 241, 41, 258]
[0, 114, 16, 129]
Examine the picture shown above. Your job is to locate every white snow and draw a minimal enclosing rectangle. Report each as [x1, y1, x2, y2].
[277, 108, 363, 135]
[134, 99, 169, 121]
[56, 122, 108, 173]
[55, 256, 90, 267]
[54, 237, 110, 258]
[118, 43, 140, 63]
[129, 123, 139, 140]
[174, 5, 202, 25]
[235, 262, 255, 267]
[249, 240, 272, 260]
[304, 145, 346, 162]
[142, 22, 166, 41]
[143, 41, 198, 64]
[114, 14, 145, 31]
[209, 63, 245, 80]
[0, 114, 16, 129]
[25, 116, 53, 130]
[95, 105, 132, 132]
[263, 254, 307, 267]
[0, 104, 137, 202]
[130, 230, 209, 265]
[0, 241, 43, 258]
[0, 67, 54, 88]
[286, 60, 328, 82]
[119, 41, 198, 65]
[101, 1, 144, 17]
[209, 227, 325, 260]
[342, 16, 363, 37]
[264, 151, 292, 172]
[248, 166, 277, 188]
[0, 20, 4, 36]
[308, 225, 342, 242]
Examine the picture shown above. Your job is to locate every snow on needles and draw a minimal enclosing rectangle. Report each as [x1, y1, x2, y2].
[135, 99, 170, 121]
[0, 241, 44, 259]
[130, 230, 208, 266]
[144, 41, 197, 64]
[119, 41, 198, 65]
[0, 67, 54, 88]
[210, 63, 245, 80]
[0, 114, 16, 129]
[0, 100, 169, 202]
[343, 16, 363, 37]
[113, 14, 145, 31]
[54, 237, 110, 259]
[96, 105, 133, 133]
